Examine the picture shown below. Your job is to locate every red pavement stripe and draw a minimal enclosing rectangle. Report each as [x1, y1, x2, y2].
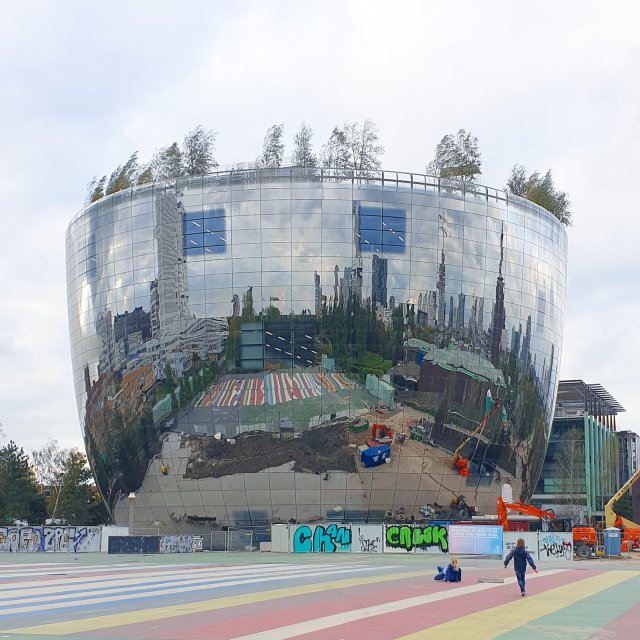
[78, 573, 437, 639]
[592, 599, 640, 638]
[85, 569, 593, 640]
[291, 569, 598, 640]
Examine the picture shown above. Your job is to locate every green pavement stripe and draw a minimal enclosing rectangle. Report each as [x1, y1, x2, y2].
[396, 570, 637, 640]
[496, 573, 640, 639]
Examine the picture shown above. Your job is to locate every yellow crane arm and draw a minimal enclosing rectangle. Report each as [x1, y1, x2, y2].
[604, 466, 640, 528]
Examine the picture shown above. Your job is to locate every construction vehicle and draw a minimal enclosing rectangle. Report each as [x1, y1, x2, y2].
[572, 527, 601, 559]
[369, 423, 393, 446]
[604, 466, 640, 551]
[453, 399, 502, 477]
[496, 497, 555, 531]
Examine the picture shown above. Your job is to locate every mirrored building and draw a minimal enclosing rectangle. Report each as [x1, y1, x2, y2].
[65, 168, 567, 531]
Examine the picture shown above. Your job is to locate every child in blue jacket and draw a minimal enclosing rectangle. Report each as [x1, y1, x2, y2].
[434, 556, 462, 582]
[504, 538, 537, 596]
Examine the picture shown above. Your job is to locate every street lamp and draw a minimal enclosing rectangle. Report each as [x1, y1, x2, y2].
[128, 492, 136, 535]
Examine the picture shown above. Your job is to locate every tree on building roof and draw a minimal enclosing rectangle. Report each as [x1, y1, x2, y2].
[506, 164, 572, 226]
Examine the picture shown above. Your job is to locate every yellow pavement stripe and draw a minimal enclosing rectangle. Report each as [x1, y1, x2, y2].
[395, 570, 638, 640]
[4, 569, 426, 636]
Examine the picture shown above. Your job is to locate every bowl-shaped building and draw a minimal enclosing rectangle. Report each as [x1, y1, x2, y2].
[65, 167, 567, 531]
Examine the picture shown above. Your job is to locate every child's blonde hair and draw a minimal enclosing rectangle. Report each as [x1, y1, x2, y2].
[450, 556, 458, 566]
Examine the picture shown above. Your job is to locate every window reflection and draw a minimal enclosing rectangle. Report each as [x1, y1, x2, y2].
[67, 169, 567, 528]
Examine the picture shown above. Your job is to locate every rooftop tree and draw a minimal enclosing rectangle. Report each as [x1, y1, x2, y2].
[506, 164, 572, 226]
[258, 124, 285, 168]
[321, 119, 384, 175]
[292, 122, 317, 167]
[85, 175, 107, 204]
[426, 129, 482, 182]
[105, 152, 140, 195]
[321, 126, 350, 170]
[182, 126, 218, 176]
[151, 141, 184, 180]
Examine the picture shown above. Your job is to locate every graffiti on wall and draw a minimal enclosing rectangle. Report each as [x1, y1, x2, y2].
[539, 533, 572, 560]
[384, 525, 448, 553]
[0, 526, 101, 553]
[160, 535, 201, 553]
[351, 525, 382, 553]
[292, 524, 352, 553]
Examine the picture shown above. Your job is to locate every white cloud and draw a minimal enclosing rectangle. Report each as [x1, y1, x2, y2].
[1, 0, 638, 458]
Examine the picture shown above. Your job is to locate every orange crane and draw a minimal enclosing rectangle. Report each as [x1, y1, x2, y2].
[496, 497, 555, 531]
[452, 400, 502, 477]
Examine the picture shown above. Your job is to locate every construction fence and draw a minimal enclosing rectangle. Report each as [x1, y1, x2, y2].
[271, 523, 574, 562]
[0, 524, 257, 554]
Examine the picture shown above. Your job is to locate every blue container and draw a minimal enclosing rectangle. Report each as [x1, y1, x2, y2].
[360, 445, 391, 468]
[603, 528, 621, 556]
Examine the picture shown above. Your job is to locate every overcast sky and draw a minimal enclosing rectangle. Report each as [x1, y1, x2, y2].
[0, 0, 638, 455]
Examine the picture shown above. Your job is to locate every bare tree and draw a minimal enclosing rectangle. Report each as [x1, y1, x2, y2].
[343, 119, 384, 175]
[31, 440, 73, 519]
[292, 122, 317, 167]
[553, 428, 585, 523]
[426, 129, 482, 182]
[258, 124, 285, 168]
[182, 126, 217, 176]
[321, 119, 384, 175]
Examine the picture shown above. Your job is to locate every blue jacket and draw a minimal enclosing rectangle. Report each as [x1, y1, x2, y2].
[504, 546, 536, 572]
[435, 564, 462, 582]
[444, 563, 462, 582]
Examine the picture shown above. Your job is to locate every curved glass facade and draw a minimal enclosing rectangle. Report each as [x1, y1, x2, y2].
[66, 168, 567, 530]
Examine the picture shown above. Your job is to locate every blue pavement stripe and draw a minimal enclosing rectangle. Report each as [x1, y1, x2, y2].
[0, 564, 388, 621]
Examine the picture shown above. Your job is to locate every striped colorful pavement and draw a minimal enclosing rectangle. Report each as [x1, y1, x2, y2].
[1, 557, 639, 639]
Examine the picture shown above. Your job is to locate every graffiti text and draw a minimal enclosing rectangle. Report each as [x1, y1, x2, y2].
[293, 524, 352, 552]
[385, 525, 448, 552]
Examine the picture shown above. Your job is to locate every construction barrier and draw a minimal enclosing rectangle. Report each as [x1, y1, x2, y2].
[272, 523, 574, 561]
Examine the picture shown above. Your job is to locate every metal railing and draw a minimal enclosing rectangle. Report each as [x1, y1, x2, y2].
[71, 166, 563, 230]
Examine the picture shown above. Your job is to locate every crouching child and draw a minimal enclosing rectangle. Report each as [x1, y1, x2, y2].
[434, 556, 462, 582]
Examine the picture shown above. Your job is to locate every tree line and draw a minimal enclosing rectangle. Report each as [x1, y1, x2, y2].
[0, 438, 109, 527]
[86, 124, 571, 226]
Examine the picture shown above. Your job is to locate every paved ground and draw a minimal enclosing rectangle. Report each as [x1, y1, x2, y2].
[1, 552, 639, 639]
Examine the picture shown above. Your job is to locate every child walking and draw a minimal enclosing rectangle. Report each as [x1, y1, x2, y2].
[504, 538, 537, 596]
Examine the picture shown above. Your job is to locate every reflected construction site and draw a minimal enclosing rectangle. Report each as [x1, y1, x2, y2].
[65, 168, 567, 532]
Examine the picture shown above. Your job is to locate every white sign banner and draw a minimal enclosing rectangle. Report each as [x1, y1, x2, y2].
[502, 532, 539, 562]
